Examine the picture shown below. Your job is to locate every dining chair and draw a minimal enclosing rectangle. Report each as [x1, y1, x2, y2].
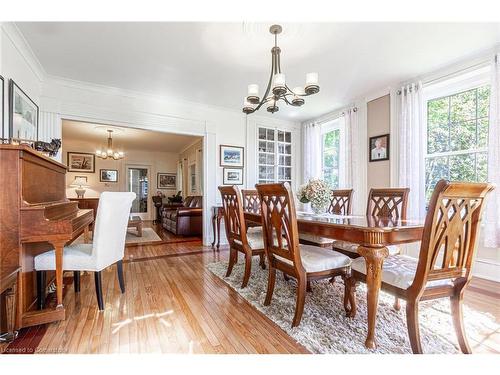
[344, 180, 494, 353]
[332, 188, 409, 257]
[299, 189, 354, 247]
[256, 183, 352, 327]
[219, 186, 266, 288]
[241, 189, 261, 213]
[34, 192, 136, 311]
[241, 189, 262, 229]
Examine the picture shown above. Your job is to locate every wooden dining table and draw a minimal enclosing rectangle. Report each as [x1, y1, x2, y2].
[244, 210, 425, 349]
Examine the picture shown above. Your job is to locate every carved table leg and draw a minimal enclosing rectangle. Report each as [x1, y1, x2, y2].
[0, 283, 18, 343]
[216, 210, 222, 251]
[357, 245, 389, 349]
[211, 208, 217, 248]
[83, 225, 90, 243]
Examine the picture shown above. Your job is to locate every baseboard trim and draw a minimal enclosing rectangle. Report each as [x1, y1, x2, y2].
[472, 258, 500, 282]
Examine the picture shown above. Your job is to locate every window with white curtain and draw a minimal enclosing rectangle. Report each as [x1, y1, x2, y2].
[424, 68, 490, 201]
[321, 117, 345, 189]
[257, 127, 292, 184]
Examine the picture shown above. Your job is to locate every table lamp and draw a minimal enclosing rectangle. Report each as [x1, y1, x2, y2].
[70, 177, 90, 198]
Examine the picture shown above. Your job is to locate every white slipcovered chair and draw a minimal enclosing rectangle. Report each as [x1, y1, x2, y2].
[34, 192, 136, 311]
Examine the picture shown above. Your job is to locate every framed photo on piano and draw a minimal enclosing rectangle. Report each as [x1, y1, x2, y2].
[67, 152, 95, 173]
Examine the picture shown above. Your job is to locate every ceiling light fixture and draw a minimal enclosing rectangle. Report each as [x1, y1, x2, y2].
[243, 24, 320, 115]
[95, 129, 124, 160]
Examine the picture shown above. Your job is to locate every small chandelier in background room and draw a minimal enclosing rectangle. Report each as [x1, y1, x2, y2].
[243, 24, 320, 115]
[95, 129, 124, 160]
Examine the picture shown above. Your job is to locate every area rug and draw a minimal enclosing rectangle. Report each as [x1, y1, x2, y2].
[73, 228, 162, 245]
[207, 259, 498, 354]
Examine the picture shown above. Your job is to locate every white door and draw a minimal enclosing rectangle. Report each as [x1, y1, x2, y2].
[126, 165, 151, 220]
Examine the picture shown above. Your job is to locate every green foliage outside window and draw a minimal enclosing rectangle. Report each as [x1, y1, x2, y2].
[322, 129, 340, 189]
[425, 86, 490, 201]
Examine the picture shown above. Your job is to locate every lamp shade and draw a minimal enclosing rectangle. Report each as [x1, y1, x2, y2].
[70, 177, 89, 188]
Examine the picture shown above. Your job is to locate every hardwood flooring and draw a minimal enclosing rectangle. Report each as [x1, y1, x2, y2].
[2, 224, 499, 354]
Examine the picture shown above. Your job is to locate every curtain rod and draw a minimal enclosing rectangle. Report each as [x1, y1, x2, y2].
[314, 106, 358, 126]
[397, 59, 491, 95]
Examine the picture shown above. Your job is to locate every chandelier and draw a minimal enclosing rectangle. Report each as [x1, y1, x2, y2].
[95, 129, 124, 160]
[243, 24, 320, 115]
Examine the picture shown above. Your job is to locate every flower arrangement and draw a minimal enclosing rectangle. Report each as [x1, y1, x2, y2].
[297, 179, 331, 214]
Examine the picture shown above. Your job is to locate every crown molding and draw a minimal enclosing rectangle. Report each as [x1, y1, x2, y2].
[1, 22, 46, 82]
[44, 74, 299, 127]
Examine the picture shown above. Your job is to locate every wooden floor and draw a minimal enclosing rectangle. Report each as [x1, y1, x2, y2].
[2, 223, 499, 354]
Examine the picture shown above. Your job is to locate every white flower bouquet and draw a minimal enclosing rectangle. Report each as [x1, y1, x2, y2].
[297, 179, 331, 214]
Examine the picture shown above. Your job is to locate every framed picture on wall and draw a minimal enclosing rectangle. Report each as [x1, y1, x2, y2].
[223, 168, 244, 185]
[1, 75, 4, 139]
[157, 173, 176, 189]
[67, 152, 95, 173]
[369, 134, 390, 162]
[100, 169, 118, 182]
[75, 175, 88, 183]
[220, 144, 244, 167]
[9, 79, 39, 142]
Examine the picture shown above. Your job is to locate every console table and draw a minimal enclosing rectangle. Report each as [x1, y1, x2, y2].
[211, 206, 224, 250]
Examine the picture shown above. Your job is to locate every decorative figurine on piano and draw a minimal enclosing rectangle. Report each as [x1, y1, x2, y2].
[34, 138, 62, 157]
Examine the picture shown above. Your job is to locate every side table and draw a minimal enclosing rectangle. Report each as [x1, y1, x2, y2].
[211, 206, 224, 250]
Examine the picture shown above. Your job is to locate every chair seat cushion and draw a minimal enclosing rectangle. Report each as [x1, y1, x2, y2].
[234, 227, 265, 250]
[34, 244, 99, 272]
[276, 245, 351, 273]
[351, 255, 453, 290]
[332, 240, 400, 255]
[299, 233, 334, 245]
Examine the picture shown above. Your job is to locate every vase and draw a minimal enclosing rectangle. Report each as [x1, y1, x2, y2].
[310, 202, 327, 215]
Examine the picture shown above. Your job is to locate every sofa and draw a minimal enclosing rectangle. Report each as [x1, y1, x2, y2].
[161, 196, 203, 236]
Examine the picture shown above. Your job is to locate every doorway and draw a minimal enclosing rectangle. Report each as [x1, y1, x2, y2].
[126, 165, 151, 220]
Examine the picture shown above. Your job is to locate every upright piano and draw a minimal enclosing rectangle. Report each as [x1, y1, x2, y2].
[0, 145, 94, 330]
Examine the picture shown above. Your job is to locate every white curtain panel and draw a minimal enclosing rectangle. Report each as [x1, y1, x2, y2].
[302, 122, 322, 183]
[397, 82, 426, 219]
[484, 54, 500, 248]
[344, 106, 365, 214]
[177, 161, 183, 194]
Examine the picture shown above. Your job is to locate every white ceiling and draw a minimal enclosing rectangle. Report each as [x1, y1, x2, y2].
[62, 120, 201, 153]
[17, 22, 500, 121]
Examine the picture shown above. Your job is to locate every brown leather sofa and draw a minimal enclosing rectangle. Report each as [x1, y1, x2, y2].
[161, 196, 202, 236]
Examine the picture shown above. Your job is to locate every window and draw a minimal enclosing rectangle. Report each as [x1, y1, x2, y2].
[257, 127, 292, 184]
[425, 85, 490, 200]
[321, 118, 345, 189]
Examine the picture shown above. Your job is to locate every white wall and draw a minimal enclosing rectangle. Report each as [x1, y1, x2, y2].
[0, 23, 43, 139]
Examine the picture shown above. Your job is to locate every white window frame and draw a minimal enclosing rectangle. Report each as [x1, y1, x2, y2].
[321, 117, 346, 189]
[423, 66, 491, 200]
[256, 125, 293, 185]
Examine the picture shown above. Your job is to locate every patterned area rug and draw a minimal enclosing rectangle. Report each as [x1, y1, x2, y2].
[73, 228, 162, 245]
[207, 259, 498, 354]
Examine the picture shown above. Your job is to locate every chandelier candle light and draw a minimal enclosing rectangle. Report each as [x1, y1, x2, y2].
[95, 129, 124, 160]
[243, 24, 320, 114]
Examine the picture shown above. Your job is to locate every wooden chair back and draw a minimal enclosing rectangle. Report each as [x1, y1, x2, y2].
[241, 189, 261, 213]
[218, 186, 248, 248]
[366, 188, 409, 219]
[328, 189, 354, 215]
[410, 180, 494, 293]
[256, 183, 304, 273]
